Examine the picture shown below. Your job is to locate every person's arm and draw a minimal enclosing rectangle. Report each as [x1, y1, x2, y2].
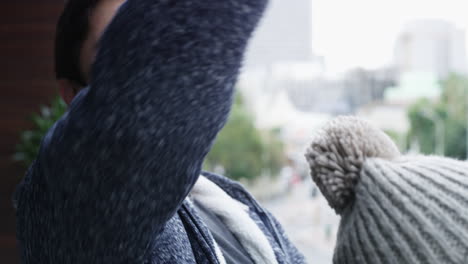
[15, 0, 267, 262]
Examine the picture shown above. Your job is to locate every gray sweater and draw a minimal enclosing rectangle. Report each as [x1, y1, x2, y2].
[14, 0, 306, 263]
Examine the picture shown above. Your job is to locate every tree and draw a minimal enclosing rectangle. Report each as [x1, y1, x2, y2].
[407, 74, 468, 158]
[204, 93, 285, 181]
[15, 97, 67, 167]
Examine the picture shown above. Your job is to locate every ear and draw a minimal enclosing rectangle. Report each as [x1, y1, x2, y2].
[57, 79, 79, 105]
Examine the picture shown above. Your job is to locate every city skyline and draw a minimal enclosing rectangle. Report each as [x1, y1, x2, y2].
[313, 0, 468, 74]
[394, 20, 467, 78]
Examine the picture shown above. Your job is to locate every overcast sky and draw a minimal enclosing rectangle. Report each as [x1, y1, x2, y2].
[312, 0, 468, 74]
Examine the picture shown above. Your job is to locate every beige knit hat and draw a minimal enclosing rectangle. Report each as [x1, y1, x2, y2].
[305, 116, 468, 264]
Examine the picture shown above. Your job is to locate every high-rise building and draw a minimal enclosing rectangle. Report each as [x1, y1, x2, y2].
[239, 0, 318, 123]
[394, 19, 467, 79]
[244, 0, 314, 69]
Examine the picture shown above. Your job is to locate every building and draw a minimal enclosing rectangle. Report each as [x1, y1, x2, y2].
[286, 77, 349, 114]
[356, 67, 443, 149]
[239, 0, 325, 127]
[343, 67, 396, 111]
[394, 19, 467, 79]
[357, 19, 466, 142]
[244, 0, 314, 69]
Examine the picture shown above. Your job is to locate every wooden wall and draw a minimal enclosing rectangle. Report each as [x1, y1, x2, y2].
[0, 1, 63, 262]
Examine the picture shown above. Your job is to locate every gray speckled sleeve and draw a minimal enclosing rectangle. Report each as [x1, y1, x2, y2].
[15, 0, 267, 263]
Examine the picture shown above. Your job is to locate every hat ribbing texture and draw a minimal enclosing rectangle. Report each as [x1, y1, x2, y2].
[305, 116, 468, 264]
[335, 156, 468, 264]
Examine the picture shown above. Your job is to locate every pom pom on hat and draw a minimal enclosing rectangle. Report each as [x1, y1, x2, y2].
[305, 116, 400, 214]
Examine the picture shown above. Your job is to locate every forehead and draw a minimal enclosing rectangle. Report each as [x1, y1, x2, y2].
[78, 0, 125, 84]
[88, 0, 126, 39]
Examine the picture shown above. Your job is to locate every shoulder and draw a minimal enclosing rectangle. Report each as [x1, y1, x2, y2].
[201, 171, 307, 262]
[201, 171, 246, 194]
[200, 171, 266, 213]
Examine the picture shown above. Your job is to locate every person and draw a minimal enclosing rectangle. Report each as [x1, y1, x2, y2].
[306, 116, 468, 263]
[14, 0, 306, 263]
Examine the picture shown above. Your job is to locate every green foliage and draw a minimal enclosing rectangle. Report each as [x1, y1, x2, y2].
[260, 129, 285, 178]
[383, 129, 407, 151]
[443, 117, 467, 158]
[14, 97, 67, 167]
[204, 93, 285, 181]
[407, 99, 437, 154]
[407, 74, 468, 158]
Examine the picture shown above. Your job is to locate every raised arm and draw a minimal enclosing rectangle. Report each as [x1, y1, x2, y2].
[15, 0, 267, 262]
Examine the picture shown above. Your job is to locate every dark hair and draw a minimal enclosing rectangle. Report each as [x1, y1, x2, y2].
[55, 0, 99, 86]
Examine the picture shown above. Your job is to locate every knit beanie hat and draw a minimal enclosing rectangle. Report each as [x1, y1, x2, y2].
[305, 116, 468, 264]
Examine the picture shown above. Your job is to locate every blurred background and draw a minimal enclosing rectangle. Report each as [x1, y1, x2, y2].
[2, 0, 468, 262]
